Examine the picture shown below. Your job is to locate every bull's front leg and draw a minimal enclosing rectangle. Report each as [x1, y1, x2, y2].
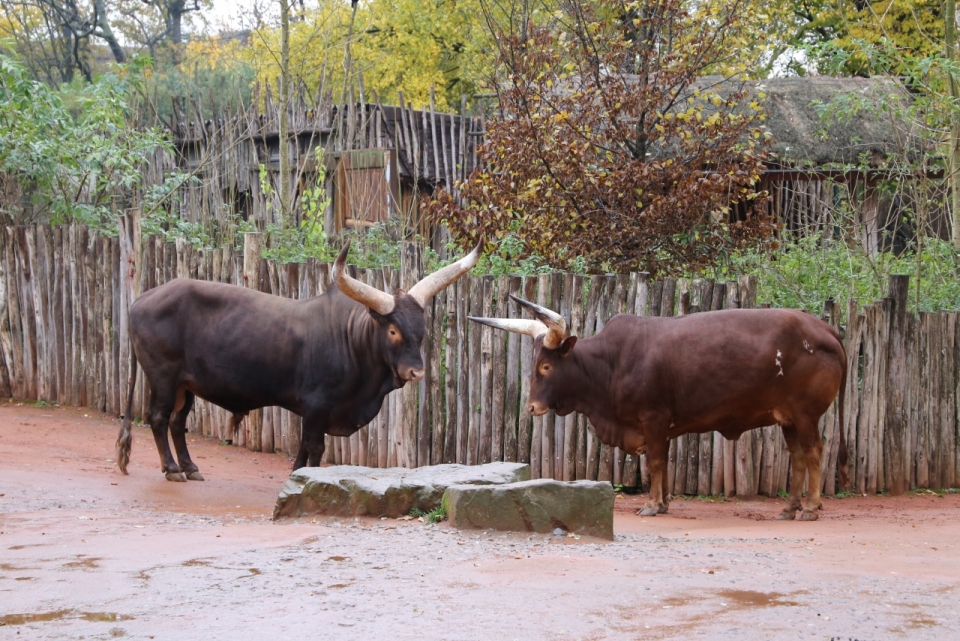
[639, 437, 670, 516]
[294, 411, 328, 470]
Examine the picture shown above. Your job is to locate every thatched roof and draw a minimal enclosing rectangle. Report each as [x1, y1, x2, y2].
[622, 74, 917, 169]
[745, 75, 916, 168]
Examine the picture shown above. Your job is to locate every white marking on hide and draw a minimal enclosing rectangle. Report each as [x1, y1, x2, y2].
[775, 350, 784, 377]
[803, 340, 814, 354]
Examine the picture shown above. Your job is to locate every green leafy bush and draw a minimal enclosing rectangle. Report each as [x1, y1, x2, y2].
[0, 50, 170, 230]
[717, 233, 960, 314]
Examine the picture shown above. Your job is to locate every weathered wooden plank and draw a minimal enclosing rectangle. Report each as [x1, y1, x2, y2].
[479, 275, 494, 464]
[429, 290, 445, 465]
[456, 274, 470, 465]
[554, 273, 574, 480]
[503, 276, 522, 465]
[841, 300, 863, 493]
[468, 273, 483, 466]
[564, 274, 585, 482]
[916, 312, 929, 489]
[579, 276, 603, 481]
[622, 272, 647, 489]
[722, 281, 738, 497]
[611, 274, 629, 486]
[491, 275, 509, 463]
[531, 274, 549, 478]
[443, 280, 459, 464]
[942, 313, 956, 489]
[242, 233, 263, 452]
[0, 228, 21, 399]
[595, 276, 616, 483]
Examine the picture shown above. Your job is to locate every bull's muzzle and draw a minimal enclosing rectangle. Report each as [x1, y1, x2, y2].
[404, 368, 425, 383]
[527, 401, 549, 417]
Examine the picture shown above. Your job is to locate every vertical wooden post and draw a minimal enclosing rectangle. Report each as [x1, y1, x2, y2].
[503, 276, 522, 464]
[734, 275, 759, 498]
[243, 232, 263, 452]
[400, 241, 422, 467]
[443, 280, 459, 463]
[723, 281, 739, 497]
[884, 274, 910, 494]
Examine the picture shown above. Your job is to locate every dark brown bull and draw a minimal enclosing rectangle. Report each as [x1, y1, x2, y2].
[471, 297, 848, 521]
[116, 241, 480, 481]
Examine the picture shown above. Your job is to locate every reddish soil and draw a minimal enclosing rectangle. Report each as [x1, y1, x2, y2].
[2, 402, 959, 640]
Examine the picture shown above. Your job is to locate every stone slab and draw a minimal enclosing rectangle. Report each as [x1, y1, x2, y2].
[441, 479, 614, 540]
[273, 462, 530, 520]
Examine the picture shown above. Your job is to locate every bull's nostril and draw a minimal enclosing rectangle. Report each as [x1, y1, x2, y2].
[528, 404, 535, 415]
[409, 369, 425, 381]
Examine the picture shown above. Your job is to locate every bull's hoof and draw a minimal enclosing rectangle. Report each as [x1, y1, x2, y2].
[799, 509, 819, 521]
[658, 503, 669, 514]
[638, 507, 659, 517]
[165, 471, 187, 482]
[777, 509, 797, 520]
[186, 471, 205, 481]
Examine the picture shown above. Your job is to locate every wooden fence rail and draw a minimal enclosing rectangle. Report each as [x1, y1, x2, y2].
[1, 223, 958, 495]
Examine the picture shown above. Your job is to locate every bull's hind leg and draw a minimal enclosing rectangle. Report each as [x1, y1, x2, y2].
[146, 389, 186, 482]
[778, 424, 806, 520]
[169, 391, 204, 481]
[796, 415, 824, 521]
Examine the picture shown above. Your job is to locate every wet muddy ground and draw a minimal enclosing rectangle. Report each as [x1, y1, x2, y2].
[1, 403, 959, 640]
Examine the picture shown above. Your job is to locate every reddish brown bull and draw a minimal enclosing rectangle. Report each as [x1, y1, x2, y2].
[471, 297, 848, 521]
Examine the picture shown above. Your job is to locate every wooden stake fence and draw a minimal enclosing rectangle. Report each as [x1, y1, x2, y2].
[1, 222, 958, 494]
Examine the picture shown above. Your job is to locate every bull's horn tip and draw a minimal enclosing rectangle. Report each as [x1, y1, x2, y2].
[460, 241, 483, 269]
[335, 240, 350, 264]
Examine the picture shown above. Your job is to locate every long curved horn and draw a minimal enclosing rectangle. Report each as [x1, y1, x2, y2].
[510, 295, 567, 348]
[468, 316, 549, 340]
[408, 241, 483, 307]
[332, 240, 395, 315]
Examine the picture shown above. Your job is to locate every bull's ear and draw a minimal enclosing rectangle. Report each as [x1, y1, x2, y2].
[558, 335, 577, 356]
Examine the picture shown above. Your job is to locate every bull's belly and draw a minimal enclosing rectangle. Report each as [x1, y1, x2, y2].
[676, 411, 780, 439]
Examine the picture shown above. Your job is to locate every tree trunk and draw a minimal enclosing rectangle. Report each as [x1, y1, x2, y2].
[278, 0, 293, 229]
[92, 0, 126, 63]
[947, 0, 960, 248]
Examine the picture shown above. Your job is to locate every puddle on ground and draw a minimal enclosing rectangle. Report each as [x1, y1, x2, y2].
[63, 556, 102, 570]
[0, 610, 132, 626]
[182, 559, 210, 567]
[0, 563, 28, 572]
[716, 589, 800, 608]
[908, 618, 937, 628]
[328, 583, 352, 589]
[327, 556, 349, 562]
[658, 590, 800, 610]
[248, 568, 261, 575]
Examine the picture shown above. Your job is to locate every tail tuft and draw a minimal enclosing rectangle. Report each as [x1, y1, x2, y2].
[116, 345, 139, 476]
[116, 416, 132, 475]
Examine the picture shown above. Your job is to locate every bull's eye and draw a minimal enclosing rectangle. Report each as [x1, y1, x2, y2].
[387, 325, 402, 344]
[540, 363, 551, 374]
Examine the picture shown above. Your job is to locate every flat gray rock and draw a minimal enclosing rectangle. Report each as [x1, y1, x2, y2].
[441, 479, 614, 540]
[273, 462, 530, 520]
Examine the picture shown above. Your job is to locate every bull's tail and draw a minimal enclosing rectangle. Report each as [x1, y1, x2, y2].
[837, 342, 849, 490]
[116, 347, 138, 475]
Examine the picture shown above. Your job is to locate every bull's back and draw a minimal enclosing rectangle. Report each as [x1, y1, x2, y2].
[130, 279, 309, 408]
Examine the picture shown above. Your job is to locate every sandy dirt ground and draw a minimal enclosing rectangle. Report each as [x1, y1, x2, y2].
[1, 403, 959, 641]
